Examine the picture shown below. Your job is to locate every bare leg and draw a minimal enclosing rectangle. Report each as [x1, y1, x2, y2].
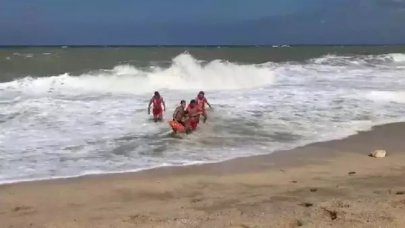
[202, 113, 207, 123]
[184, 121, 192, 134]
[155, 113, 163, 122]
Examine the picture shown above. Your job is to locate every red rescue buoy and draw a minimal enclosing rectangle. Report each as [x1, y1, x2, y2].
[168, 120, 186, 133]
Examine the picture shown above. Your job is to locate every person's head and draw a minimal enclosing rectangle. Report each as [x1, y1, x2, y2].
[154, 91, 160, 98]
[189, 99, 196, 107]
[198, 91, 205, 99]
[180, 100, 186, 108]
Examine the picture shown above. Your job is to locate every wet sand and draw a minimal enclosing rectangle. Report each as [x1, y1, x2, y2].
[1, 123, 405, 227]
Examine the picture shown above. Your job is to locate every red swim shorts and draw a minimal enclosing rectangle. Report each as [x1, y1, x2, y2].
[189, 119, 198, 130]
[153, 108, 163, 117]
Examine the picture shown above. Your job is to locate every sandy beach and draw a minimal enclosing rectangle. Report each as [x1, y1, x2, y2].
[1, 122, 405, 228]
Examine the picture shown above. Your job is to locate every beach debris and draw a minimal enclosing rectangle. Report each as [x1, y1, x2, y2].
[396, 191, 405, 195]
[299, 202, 313, 207]
[291, 180, 298, 183]
[348, 171, 356, 175]
[369, 150, 387, 158]
[12, 206, 32, 212]
[322, 208, 338, 220]
[310, 188, 318, 192]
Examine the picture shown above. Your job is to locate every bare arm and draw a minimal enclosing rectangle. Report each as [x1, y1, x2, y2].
[162, 99, 166, 111]
[147, 98, 152, 114]
[190, 111, 203, 117]
[206, 100, 213, 110]
[173, 107, 179, 120]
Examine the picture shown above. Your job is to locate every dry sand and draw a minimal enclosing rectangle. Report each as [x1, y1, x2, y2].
[1, 123, 405, 228]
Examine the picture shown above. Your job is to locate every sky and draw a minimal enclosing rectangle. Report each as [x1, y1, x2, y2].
[0, 0, 404, 45]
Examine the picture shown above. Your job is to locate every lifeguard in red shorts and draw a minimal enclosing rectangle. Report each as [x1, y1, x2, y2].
[196, 91, 213, 123]
[186, 99, 202, 131]
[148, 91, 166, 122]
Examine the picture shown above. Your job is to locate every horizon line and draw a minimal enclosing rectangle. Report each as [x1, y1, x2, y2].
[1, 44, 405, 48]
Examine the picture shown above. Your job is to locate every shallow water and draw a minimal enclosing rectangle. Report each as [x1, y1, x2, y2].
[0, 47, 404, 183]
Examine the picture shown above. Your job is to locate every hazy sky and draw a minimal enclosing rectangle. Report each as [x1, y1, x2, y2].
[0, 0, 404, 45]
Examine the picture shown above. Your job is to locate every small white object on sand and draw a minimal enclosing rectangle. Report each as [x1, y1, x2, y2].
[370, 150, 387, 158]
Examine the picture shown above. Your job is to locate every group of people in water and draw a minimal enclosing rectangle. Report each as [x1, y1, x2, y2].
[147, 91, 213, 134]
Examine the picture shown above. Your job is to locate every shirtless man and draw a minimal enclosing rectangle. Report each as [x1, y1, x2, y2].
[173, 100, 186, 125]
[147, 91, 166, 122]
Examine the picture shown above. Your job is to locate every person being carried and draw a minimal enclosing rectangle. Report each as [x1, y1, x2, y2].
[196, 91, 213, 123]
[148, 91, 166, 122]
[186, 99, 202, 131]
[173, 100, 187, 125]
[170, 100, 192, 134]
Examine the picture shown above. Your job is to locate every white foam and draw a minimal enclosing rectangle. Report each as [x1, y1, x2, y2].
[309, 53, 405, 65]
[388, 53, 405, 63]
[12, 52, 33, 58]
[366, 91, 405, 103]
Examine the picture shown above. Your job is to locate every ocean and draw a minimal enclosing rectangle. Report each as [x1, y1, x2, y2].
[0, 46, 404, 184]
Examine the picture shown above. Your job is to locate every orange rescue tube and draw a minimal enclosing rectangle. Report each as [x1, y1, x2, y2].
[168, 120, 186, 133]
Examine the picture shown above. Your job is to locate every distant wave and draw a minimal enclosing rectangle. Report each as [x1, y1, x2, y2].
[309, 53, 405, 65]
[0, 53, 275, 95]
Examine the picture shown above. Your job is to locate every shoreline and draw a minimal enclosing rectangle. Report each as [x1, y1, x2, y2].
[0, 121, 401, 186]
[1, 122, 405, 227]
